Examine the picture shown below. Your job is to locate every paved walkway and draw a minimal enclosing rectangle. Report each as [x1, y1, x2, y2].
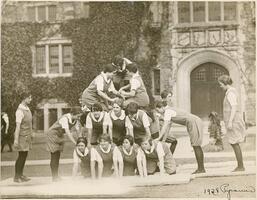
[0, 161, 255, 198]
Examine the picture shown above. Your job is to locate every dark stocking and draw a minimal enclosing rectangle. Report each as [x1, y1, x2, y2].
[165, 138, 177, 154]
[192, 146, 205, 174]
[231, 143, 245, 171]
[15, 151, 28, 178]
[50, 151, 61, 179]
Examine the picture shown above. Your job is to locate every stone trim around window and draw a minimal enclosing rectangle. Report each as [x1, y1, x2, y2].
[36, 101, 70, 131]
[31, 38, 73, 78]
[26, 4, 58, 22]
[174, 1, 239, 27]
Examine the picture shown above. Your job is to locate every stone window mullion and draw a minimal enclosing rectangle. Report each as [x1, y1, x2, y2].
[44, 104, 49, 131]
[59, 44, 63, 74]
[174, 1, 178, 25]
[236, 2, 240, 22]
[221, 2, 224, 21]
[46, 6, 49, 21]
[46, 45, 49, 74]
[31, 46, 36, 74]
[190, 2, 193, 23]
[57, 106, 62, 119]
[205, 1, 208, 23]
[35, 6, 38, 22]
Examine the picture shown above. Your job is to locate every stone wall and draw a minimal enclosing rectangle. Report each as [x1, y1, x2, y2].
[154, 1, 255, 124]
[1, 2, 87, 23]
[240, 2, 256, 124]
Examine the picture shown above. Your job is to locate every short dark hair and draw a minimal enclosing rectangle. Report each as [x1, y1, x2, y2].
[112, 55, 124, 67]
[99, 134, 112, 143]
[112, 98, 124, 108]
[126, 102, 139, 115]
[218, 75, 233, 85]
[91, 103, 103, 112]
[103, 63, 115, 73]
[155, 100, 164, 109]
[160, 90, 173, 99]
[70, 106, 82, 115]
[19, 91, 31, 101]
[123, 135, 134, 146]
[138, 137, 152, 146]
[76, 137, 87, 146]
[126, 62, 138, 73]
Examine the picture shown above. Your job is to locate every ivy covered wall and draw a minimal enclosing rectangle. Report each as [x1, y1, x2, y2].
[2, 2, 159, 130]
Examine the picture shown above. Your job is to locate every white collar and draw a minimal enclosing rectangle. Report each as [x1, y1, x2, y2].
[81, 105, 90, 112]
[91, 112, 104, 122]
[143, 143, 155, 154]
[2, 113, 8, 118]
[122, 146, 133, 156]
[130, 110, 140, 121]
[101, 72, 111, 83]
[64, 113, 75, 124]
[132, 71, 140, 79]
[100, 144, 111, 153]
[110, 110, 125, 120]
[76, 147, 89, 157]
[18, 103, 30, 111]
[226, 87, 236, 95]
[165, 105, 173, 110]
[123, 57, 132, 65]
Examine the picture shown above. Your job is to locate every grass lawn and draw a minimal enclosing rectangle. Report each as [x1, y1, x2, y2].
[1, 133, 255, 162]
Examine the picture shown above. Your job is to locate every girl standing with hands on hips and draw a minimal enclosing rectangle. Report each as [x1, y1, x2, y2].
[218, 75, 246, 171]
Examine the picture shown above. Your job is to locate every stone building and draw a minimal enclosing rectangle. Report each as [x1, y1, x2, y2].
[1, 1, 255, 131]
[142, 1, 255, 124]
[2, 1, 90, 131]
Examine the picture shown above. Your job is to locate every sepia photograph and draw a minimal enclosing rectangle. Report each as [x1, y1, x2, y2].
[0, 0, 256, 199]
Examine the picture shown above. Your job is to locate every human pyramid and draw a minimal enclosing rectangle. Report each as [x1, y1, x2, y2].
[12, 55, 246, 183]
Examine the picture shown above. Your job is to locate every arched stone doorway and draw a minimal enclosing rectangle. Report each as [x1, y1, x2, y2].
[190, 63, 229, 120]
[176, 50, 242, 119]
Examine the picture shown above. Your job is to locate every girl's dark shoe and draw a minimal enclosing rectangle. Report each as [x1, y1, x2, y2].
[13, 177, 22, 183]
[232, 167, 245, 172]
[52, 176, 62, 182]
[20, 175, 31, 182]
[192, 169, 206, 174]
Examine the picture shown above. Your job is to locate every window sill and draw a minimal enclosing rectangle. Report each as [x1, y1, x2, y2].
[174, 43, 239, 49]
[173, 21, 239, 30]
[32, 73, 73, 78]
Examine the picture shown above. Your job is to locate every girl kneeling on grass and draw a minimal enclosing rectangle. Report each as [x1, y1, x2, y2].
[90, 134, 122, 179]
[72, 137, 91, 178]
[138, 137, 176, 176]
[114, 135, 141, 176]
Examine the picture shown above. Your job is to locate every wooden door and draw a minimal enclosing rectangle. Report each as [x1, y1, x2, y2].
[190, 63, 229, 120]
